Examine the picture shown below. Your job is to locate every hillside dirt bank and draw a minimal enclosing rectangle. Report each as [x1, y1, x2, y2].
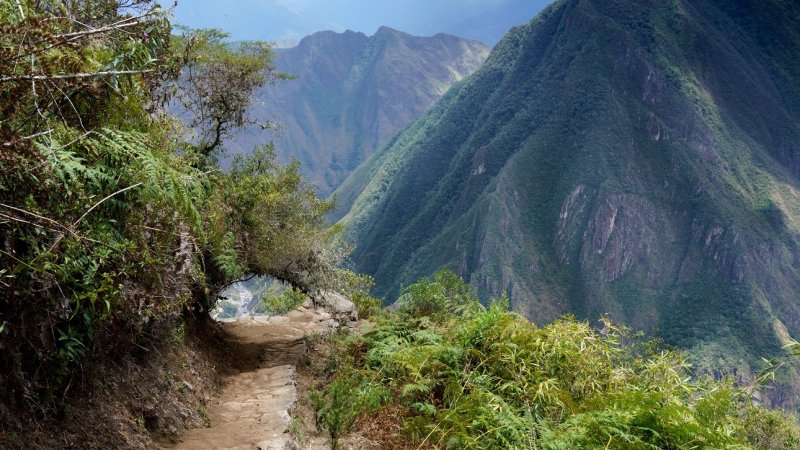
[167, 308, 338, 449]
[0, 317, 233, 449]
[1, 302, 380, 450]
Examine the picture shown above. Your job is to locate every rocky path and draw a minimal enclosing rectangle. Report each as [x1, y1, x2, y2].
[167, 307, 338, 450]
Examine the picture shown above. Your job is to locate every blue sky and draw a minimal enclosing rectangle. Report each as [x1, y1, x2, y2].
[171, 0, 552, 45]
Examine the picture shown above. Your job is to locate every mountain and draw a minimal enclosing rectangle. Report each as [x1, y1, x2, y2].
[225, 27, 489, 196]
[337, 0, 800, 393]
[175, 0, 552, 45]
[293, 0, 552, 45]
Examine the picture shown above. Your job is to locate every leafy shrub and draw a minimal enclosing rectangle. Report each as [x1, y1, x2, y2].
[309, 366, 389, 449]
[261, 286, 307, 315]
[331, 269, 383, 318]
[396, 269, 484, 323]
[311, 272, 800, 449]
[205, 145, 345, 295]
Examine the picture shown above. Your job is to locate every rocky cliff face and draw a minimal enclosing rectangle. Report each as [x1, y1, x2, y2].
[225, 27, 489, 197]
[337, 0, 800, 405]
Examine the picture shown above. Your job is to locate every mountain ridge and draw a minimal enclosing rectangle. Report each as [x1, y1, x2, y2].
[175, 0, 552, 45]
[337, 0, 800, 402]
[226, 26, 490, 195]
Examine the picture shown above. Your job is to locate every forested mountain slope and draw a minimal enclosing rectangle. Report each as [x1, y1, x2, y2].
[338, 0, 800, 390]
[226, 27, 489, 196]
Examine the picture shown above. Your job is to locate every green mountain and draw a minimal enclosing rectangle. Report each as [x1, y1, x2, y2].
[226, 27, 489, 196]
[338, 0, 800, 395]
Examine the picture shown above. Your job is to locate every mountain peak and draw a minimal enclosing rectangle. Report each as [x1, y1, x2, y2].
[296, 29, 367, 48]
[373, 25, 415, 40]
[375, 25, 399, 35]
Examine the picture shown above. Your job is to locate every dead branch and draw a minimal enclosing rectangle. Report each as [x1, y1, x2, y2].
[0, 203, 71, 232]
[73, 182, 144, 227]
[14, 0, 24, 20]
[0, 69, 156, 83]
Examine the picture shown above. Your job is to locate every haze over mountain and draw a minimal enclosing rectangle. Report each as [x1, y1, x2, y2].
[225, 27, 489, 195]
[173, 0, 551, 45]
[337, 0, 800, 397]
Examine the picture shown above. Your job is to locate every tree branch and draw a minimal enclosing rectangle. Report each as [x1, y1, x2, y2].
[14, 0, 24, 20]
[7, 9, 165, 64]
[0, 203, 70, 231]
[0, 69, 156, 83]
[22, 129, 53, 140]
[56, 13, 150, 40]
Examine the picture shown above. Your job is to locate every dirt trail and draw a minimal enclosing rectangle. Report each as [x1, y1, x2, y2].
[167, 307, 337, 450]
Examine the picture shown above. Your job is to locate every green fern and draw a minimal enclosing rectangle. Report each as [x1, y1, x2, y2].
[213, 232, 243, 280]
[310, 272, 800, 449]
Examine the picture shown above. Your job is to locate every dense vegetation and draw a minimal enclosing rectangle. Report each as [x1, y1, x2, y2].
[336, 0, 800, 403]
[4, 1, 800, 448]
[309, 270, 800, 449]
[0, 0, 340, 418]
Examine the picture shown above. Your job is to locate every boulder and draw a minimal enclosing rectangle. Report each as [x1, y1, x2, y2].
[312, 291, 358, 324]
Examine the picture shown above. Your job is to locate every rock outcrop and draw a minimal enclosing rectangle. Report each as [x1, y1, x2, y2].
[312, 291, 358, 325]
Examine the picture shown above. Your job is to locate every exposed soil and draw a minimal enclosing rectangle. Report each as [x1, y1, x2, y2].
[0, 319, 235, 449]
[2, 307, 404, 450]
[167, 308, 338, 450]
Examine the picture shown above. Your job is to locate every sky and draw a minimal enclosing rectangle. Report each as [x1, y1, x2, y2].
[171, 0, 552, 45]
